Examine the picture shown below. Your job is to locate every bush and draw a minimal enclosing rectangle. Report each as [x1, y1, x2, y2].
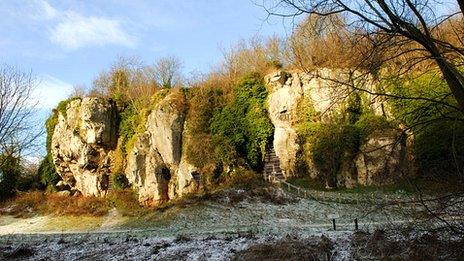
[311, 124, 360, 184]
[112, 173, 129, 189]
[118, 104, 139, 153]
[355, 114, 395, 139]
[210, 73, 274, 170]
[387, 72, 464, 177]
[0, 155, 21, 199]
[38, 156, 60, 188]
[414, 121, 464, 178]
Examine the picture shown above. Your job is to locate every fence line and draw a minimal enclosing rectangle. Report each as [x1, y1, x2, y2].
[267, 172, 421, 206]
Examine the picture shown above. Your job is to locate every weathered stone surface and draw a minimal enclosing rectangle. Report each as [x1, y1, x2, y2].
[51, 98, 117, 197]
[355, 129, 407, 186]
[146, 93, 186, 165]
[176, 159, 200, 197]
[265, 69, 402, 185]
[266, 71, 303, 178]
[125, 133, 170, 206]
[124, 91, 200, 206]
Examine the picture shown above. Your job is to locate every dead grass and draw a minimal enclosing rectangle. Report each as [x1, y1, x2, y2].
[0, 191, 46, 217]
[232, 235, 333, 260]
[0, 191, 108, 217]
[45, 194, 108, 216]
[107, 189, 148, 217]
[351, 229, 464, 260]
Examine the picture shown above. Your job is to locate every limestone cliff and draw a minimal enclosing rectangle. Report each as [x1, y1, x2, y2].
[124, 91, 200, 206]
[265, 69, 409, 187]
[51, 98, 118, 196]
[49, 70, 411, 204]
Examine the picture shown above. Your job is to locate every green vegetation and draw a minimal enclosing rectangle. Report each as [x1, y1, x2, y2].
[210, 73, 274, 170]
[37, 156, 60, 190]
[387, 72, 464, 178]
[112, 173, 129, 190]
[39, 98, 80, 188]
[310, 124, 360, 184]
[294, 88, 397, 185]
[0, 155, 21, 199]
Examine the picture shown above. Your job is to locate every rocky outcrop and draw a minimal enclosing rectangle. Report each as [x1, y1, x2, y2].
[125, 91, 201, 206]
[265, 69, 407, 186]
[266, 71, 301, 178]
[51, 98, 118, 197]
[49, 69, 410, 203]
[354, 129, 407, 186]
[266, 69, 360, 179]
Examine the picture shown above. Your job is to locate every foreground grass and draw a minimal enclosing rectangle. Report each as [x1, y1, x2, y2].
[287, 176, 463, 196]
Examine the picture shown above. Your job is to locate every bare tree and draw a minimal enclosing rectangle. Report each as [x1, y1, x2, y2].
[259, 0, 464, 111]
[0, 65, 43, 197]
[153, 56, 183, 88]
[0, 65, 42, 159]
[90, 56, 158, 108]
[69, 84, 87, 98]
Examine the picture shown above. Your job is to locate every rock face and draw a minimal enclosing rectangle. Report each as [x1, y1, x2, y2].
[266, 69, 361, 179]
[266, 71, 301, 178]
[125, 91, 201, 206]
[355, 130, 407, 186]
[51, 98, 118, 197]
[265, 69, 408, 186]
[49, 70, 410, 203]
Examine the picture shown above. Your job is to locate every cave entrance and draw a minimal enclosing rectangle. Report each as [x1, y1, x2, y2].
[157, 166, 171, 201]
[161, 167, 171, 181]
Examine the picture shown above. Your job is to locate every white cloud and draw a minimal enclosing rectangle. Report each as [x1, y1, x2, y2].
[50, 12, 136, 50]
[34, 0, 57, 19]
[17, 0, 57, 20]
[33, 74, 73, 109]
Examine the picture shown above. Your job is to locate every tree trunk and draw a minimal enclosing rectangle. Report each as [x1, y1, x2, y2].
[458, 0, 464, 14]
[435, 58, 464, 111]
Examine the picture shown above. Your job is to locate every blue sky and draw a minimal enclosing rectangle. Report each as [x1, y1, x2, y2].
[0, 0, 292, 111]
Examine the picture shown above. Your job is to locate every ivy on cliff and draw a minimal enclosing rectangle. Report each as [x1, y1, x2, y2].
[210, 73, 274, 170]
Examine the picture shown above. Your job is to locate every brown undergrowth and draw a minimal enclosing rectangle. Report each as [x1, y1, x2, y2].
[0, 191, 108, 218]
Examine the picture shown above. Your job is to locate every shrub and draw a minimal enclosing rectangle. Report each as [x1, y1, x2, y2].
[112, 173, 129, 189]
[38, 156, 60, 188]
[311, 124, 361, 184]
[414, 121, 464, 179]
[0, 155, 21, 199]
[346, 91, 362, 124]
[355, 114, 395, 139]
[210, 73, 274, 170]
[118, 104, 139, 153]
[387, 72, 464, 177]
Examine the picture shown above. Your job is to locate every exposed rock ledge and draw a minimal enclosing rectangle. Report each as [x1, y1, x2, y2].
[265, 70, 409, 187]
[50, 70, 411, 204]
[125, 91, 200, 206]
[51, 98, 118, 197]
